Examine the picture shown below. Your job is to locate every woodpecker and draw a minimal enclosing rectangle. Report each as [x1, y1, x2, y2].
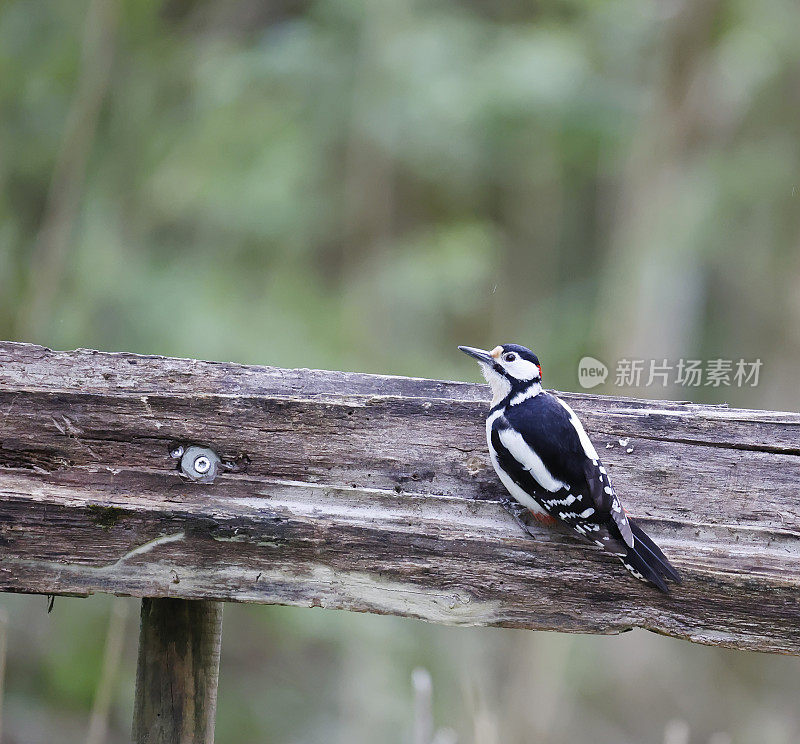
[459, 343, 680, 592]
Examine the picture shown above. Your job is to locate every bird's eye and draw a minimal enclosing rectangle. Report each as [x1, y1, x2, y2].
[503, 353, 516, 363]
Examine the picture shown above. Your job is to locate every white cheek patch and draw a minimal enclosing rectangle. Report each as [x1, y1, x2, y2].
[502, 358, 540, 381]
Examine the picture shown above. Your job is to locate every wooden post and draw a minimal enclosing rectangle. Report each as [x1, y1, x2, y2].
[133, 598, 224, 744]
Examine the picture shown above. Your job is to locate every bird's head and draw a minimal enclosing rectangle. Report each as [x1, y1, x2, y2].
[458, 343, 542, 404]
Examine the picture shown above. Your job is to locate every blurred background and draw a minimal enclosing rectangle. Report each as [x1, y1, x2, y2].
[1, 0, 800, 742]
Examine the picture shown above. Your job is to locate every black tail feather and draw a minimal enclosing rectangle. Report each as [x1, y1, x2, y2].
[620, 519, 680, 592]
[622, 543, 669, 593]
[628, 519, 682, 584]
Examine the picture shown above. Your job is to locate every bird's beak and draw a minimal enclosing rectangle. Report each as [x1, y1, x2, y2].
[458, 346, 495, 365]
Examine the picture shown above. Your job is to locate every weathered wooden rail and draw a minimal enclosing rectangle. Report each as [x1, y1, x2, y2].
[1, 341, 800, 739]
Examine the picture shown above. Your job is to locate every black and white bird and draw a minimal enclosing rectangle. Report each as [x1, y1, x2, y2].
[459, 343, 680, 592]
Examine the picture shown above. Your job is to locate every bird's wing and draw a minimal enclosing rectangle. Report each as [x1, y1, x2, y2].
[492, 392, 680, 590]
[496, 393, 634, 550]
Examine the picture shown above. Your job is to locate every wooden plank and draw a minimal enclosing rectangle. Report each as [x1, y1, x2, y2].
[1, 341, 799, 654]
[132, 598, 223, 744]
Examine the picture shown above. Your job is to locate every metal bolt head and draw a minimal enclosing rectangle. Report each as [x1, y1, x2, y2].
[193, 455, 212, 474]
[178, 445, 221, 483]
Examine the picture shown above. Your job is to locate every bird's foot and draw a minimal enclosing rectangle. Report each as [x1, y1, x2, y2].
[499, 498, 540, 538]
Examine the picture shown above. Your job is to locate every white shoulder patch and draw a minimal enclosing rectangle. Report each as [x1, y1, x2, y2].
[497, 428, 568, 493]
[554, 396, 600, 461]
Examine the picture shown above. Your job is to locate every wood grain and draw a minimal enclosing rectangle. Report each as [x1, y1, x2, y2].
[133, 598, 223, 744]
[1, 341, 799, 654]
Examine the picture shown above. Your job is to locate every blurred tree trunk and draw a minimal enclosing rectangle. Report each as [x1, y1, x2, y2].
[17, 0, 119, 342]
[0, 609, 7, 744]
[86, 599, 129, 744]
[595, 0, 724, 375]
[495, 129, 563, 346]
[340, 0, 399, 269]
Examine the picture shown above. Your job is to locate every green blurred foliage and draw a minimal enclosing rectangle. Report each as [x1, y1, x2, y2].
[3, 0, 796, 395]
[2, 0, 800, 742]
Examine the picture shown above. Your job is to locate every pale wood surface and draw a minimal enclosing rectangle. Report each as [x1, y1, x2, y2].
[1, 341, 799, 653]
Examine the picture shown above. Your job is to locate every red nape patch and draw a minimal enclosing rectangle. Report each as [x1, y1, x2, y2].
[530, 510, 558, 526]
